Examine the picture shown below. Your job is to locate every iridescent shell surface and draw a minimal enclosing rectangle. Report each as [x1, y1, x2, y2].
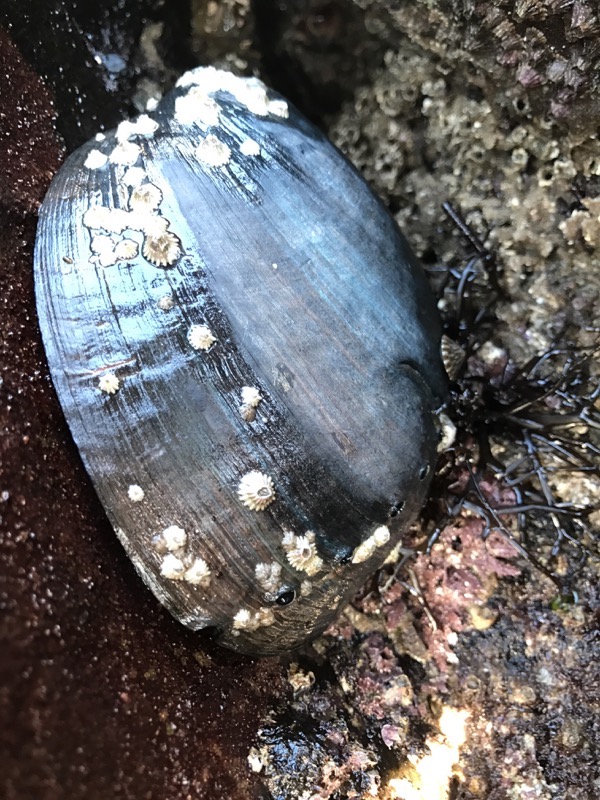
[34, 67, 446, 654]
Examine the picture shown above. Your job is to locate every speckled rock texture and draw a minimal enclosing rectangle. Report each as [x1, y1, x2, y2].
[1, 1, 599, 799]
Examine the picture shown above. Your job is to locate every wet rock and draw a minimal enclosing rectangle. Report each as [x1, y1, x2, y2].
[1, 0, 192, 148]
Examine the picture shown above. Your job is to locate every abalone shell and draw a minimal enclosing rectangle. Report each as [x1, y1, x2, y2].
[34, 67, 446, 654]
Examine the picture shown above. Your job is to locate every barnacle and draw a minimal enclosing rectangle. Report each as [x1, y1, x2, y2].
[116, 116, 158, 142]
[241, 386, 261, 407]
[283, 531, 324, 576]
[109, 141, 141, 166]
[127, 484, 145, 503]
[240, 139, 261, 157]
[187, 324, 217, 351]
[195, 134, 231, 167]
[351, 525, 390, 564]
[233, 608, 253, 630]
[174, 88, 220, 127]
[255, 562, 282, 592]
[129, 183, 163, 211]
[84, 149, 108, 170]
[161, 525, 187, 551]
[98, 373, 119, 394]
[238, 471, 276, 511]
[160, 554, 185, 580]
[122, 166, 146, 187]
[240, 386, 262, 421]
[113, 238, 139, 261]
[232, 607, 275, 631]
[184, 557, 211, 587]
[84, 206, 130, 234]
[142, 230, 182, 267]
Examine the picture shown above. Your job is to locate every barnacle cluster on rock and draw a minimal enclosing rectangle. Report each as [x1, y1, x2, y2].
[331, 42, 599, 356]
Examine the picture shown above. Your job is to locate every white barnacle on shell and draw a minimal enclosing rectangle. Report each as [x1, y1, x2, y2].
[90, 234, 115, 255]
[83, 206, 113, 231]
[175, 88, 221, 127]
[133, 114, 159, 137]
[116, 115, 158, 142]
[84, 149, 108, 169]
[283, 531, 323, 576]
[350, 539, 376, 564]
[122, 166, 146, 187]
[98, 250, 119, 268]
[232, 606, 275, 632]
[89, 232, 120, 266]
[267, 99, 289, 118]
[236, 81, 270, 116]
[233, 608, 255, 631]
[129, 210, 170, 237]
[108, 209, 134, 234]
[286, 537, 323, 576]
[83, 205, 130, 234]
[129, 183, 163, 211]
[351, 525, 390, 564]
[157, 295, 175, 311]
[257, 607, 275, 627]
[238, 471, 275, 511]
[98, 373, 120, 395]
[109, 141, 141, 166]
[239, 386, 261, 422]
[160, 553, 186, 580]
[83, 206, 107, 230]
[187, 324, 217, 351]
[175, 67, 279, 118]
[116, 120, 137, 142]
[127, 484, 145, 502]
[281, 530, 296, 551]
[161, 524, 187, 551]
[240, 138, 261, 157]
[373, 525, 391, 547]
[113, 238, 139, 262]
[142, 230, 182, 267]
[255, 561, 282, 593]
[241, 386, 261, 408]
[240, 404, 257, 423]
[184, 557, 211, 587]
[175, 70, 201, 89]
[195, 134, 231, 167]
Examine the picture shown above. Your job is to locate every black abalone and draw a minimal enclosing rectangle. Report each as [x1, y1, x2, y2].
[34, 67, 446, 654]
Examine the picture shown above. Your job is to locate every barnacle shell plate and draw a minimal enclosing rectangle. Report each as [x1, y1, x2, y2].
[34, 67, 446, 654]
